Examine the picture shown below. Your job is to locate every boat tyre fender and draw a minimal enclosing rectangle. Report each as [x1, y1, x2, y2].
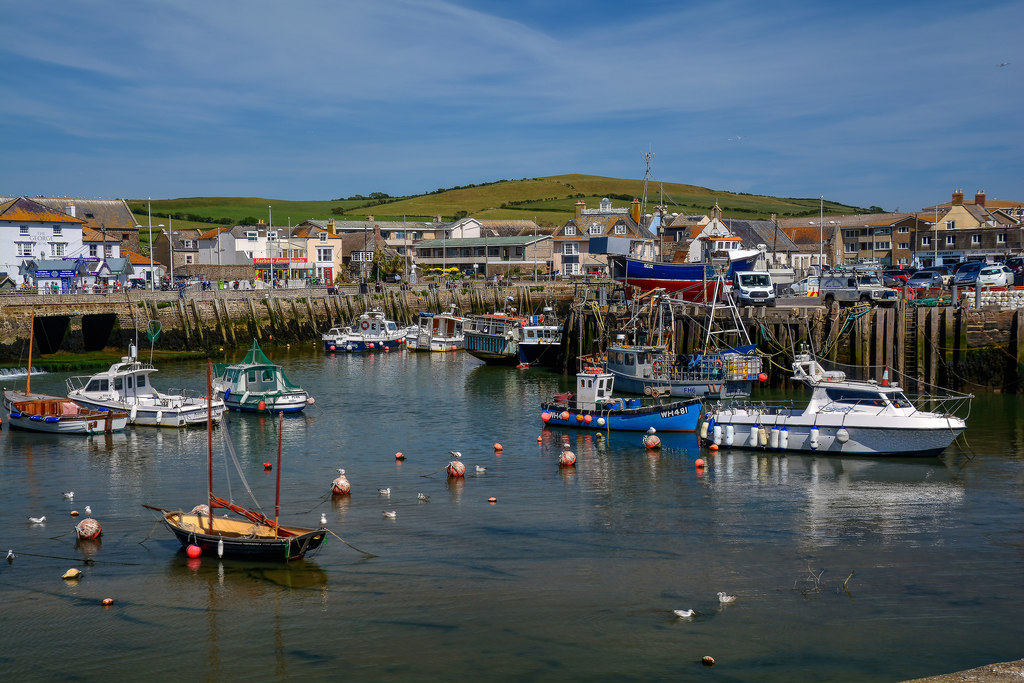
[651, 388, 661, 398]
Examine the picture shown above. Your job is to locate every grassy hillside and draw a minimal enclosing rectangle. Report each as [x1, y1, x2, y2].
[130, 174, 872, 246]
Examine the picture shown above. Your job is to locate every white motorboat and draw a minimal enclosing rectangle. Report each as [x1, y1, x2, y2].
[699, 347, 971, 457]
[322, 310, 408, 352]
[66, 345, 225, 427]
[405, 308, 467, 352]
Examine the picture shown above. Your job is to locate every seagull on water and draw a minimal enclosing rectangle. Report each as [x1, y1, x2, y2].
[717, 592, 738, 604]
[84, 505, 92, 515]
[28, 516, 46, 525]
[320, 513, 328, 526]
[417, 493, 430, 502]
[377, 487, 391, 496]
[672, 609, 695, 619]
[336, 468, 346, 475]
[6, 549, 14, 563]
[382, 510, 397, 519]
[62, 491, 74, 500]
[448, 450, 462, 459]
[475, 465, 486, 474]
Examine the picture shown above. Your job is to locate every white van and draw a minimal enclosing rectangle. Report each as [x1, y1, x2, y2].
[732, 271, 776, 306]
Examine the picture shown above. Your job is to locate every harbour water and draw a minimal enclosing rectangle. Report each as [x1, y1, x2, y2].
[1, 347, 1022, 681]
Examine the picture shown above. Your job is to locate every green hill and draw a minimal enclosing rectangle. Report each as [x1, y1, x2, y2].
[129, 174, 873, 246]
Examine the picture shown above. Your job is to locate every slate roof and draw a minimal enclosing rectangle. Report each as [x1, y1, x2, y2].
[0, 196, 136, 232]
[0, 196, 85, 224]
[415, 235, 547, 249]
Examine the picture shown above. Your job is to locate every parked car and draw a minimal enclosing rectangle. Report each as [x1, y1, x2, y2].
[952, 261, 984, 286]
[883, 268, 912, 284]
[977, 265, 1013, 288]
[906, 270, 944, 289]
[1003, 257, 1024, 285]
[931, 264, 955, 285]
[785, 275, 819, 297]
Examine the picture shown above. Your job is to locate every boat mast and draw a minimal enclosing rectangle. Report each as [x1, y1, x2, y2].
[207, 361, 214, 532]
[274, 411, 283, 538]
[26, 304, 34, 395]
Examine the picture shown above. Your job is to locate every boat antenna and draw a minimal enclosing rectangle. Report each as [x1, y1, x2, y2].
[640, 148, 653, 221]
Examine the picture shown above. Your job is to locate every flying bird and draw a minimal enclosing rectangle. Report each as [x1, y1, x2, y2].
[28, 516, 46, 524]
[448, 450, 462, 459]
[62, 491, 74, 500]
[320, 513, 328, 525]
[382, 510, 397, 519]
[998, 61, 1010, 67]
[672, 609, 695, 618]
[417, 492, 430, 502]
[377, 487, 391, 496]
[717, 592, 738, 604]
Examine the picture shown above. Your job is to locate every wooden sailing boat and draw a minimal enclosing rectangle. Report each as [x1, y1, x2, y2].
[2, 305, 128, 434]
[144, 363, 327, 561]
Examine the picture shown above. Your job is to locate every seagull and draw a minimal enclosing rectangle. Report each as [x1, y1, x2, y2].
[448, 450, 462, 459]
[62, 491, 74, 500]
[320, 513, 328, 525]
[475, 465, 486, 474]
[84, 505, 92, 515]
[717, 592, 738, 604]
[336, 468, 346, 475]
[382, 510, 397, 519]
[377, 487, 391, 496]
[6, 549, 14, 563]
[998, 61, 1010, 67]
[417, 492, 430, 502]
[672, 609, 695, 619]
[28, 516, 46, 524]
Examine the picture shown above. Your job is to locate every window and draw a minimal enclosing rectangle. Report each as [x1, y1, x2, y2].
[50, 243, 66, 257]
[874, 241, 890, 250]
[946, 235, 956, 246]
[564, 226, 576, 236]
[52, 225, 62, 236]
[563, 242, 579, 256]
[317, 247, 333, 262]
[183, 240, 194, 249]
[267, 231, 277, 239]
[588, 224, 603, 236]
[566, 263, 581, 275]
[898, 242, 909, 250]
[17, 242, 32, 257]
[898, 226, 909, 233]
[998, 233, 1007, 244]
[874, 227, 891, 235]
[319, 233, 327, 242]
[844, 230, 859, 238]
[20, 225, 29, 236]
[185, 255, 194, 264]
[104, 245, 112, 257]
[89, 245, 98, 257]
[845, 243, 858, 253]
[614, 224, 627, 235]
[945, 220, 956, 230]
[921, 235, 931, 246]
[246, 231, 258, 241]
[971, 234, 981, 245]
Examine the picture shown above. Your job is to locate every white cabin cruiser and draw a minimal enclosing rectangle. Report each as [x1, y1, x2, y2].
[66, 346, 225, 427]
[699, 348, 971, 457]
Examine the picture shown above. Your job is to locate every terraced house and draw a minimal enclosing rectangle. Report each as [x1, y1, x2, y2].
[913, 190, 1023, 267]
[554, 197, 651, 276]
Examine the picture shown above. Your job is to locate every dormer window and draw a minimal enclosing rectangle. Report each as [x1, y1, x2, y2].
[20, 226, 29, 236]
[565, 226, 576, 236]
[246, 231, 258, 241]
[588, 224, 603, 236]
[319, 233, 327, 242]
[614, 224, 627, 235]
[52, 225, 63, 236]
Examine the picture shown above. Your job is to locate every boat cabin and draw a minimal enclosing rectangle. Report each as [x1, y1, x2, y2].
[575, 368, 614, 410]
[78, 357, 159, 400]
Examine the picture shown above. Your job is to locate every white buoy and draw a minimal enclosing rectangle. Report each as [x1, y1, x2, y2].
[770, 427, 780, 449]
[836, 428, 850, 444]
[596, 417, 605, 427]
[748, 426, 758, 447]
[217, 537, 224, 558]
[810, 426, 820, 450]
[713, 424, 722, 446]
[780, 427, 789, 450]
[725, 424, 735, 448]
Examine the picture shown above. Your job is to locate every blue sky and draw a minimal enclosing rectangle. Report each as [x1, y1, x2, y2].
[2, 0, 1021, 212]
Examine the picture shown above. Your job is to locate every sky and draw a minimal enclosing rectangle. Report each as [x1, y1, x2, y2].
[1, 0, 1021, 212]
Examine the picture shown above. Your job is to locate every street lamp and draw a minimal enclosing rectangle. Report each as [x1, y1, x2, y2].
[268, 205, 273, 287]
[819, 196, 824, 271]
[143, 198, 164, 290]
[167, 215, 174, 284]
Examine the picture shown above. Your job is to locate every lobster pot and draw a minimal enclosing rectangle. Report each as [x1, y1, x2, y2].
[75, 518, 102, 540]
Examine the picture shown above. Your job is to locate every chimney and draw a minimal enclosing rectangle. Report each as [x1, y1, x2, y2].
[327, 218, 336, 235]
[374, 224, 383, 242]
[434, 215, 442, 223]
[366, 215, 374, 222]
[575, 199, 585, 221]
[952, 189, 964, 206]
[631, 198, 641, 224]
[65, 204, 76, 218]
[975, 190, 986, 207]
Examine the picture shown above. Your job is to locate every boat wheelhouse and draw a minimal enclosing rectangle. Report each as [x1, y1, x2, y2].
[213, 340, 312, 413]
[406, 309, 467, 352]
[322, 310, 407, 352]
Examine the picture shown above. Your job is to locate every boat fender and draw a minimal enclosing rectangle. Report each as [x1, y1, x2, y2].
[758, 427, 768, 447]
[596, 417, 605, 427]
[836, 428, 850, 444]
[241, 392, 250, 405]
[713, 424, 723, 446]
[258, 400, 266, 411]
[560, 411, 570, 421]
[9, 411, 21, 419]
[155, 410, 162, 425]
[44, 416, 60, 423]
[770, 427, 780, 449]
[779, 427, 789, 450]
[30, 414, 44, 422]
[699, 421, 709, 440]
[748, 426, 759, 447]
[643, 385, 652, 396]
[810, 426, 820, 450]
[541, 411, 552, 422]
[306, 397, 315, 405]
[223, 389, 230, 402]
[130, 405, 138, 423]
[217, 537, 224, 559]
[725, 424, 735, 448]
[652, 388, 661, 398]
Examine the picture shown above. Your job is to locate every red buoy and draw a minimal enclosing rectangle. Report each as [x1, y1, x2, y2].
[75, 518, 102, 540]
[541, 412, 551, 422]
[493, 442, 503, 452]
[258, 399, 267, 411]
[332, 475, 351, 495]
[446, 460, 466, 478]
[264, 462, 273, 470]
[758, 373, 768, 382]
[695, 458, 706, 468]
[560, 411, 570, 420]
[643, 435, 662, 449]
[559, 450, 576, 467]
[186, 544, 202, 558]
[395, 451, 406, 460]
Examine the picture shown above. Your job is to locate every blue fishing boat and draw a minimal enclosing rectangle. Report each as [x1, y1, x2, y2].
[322, 310, 408, 353]
[541, 367, 701, 432]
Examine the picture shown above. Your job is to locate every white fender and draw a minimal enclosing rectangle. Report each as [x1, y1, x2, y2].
[836, 428, 850, 444]
[758, 427, 768, 447]
[810, 426, 820, 450]
[129, 405, 138, 423]
[770, 427, 780, 449]
[779, 427, 789, 450]
[699, 421, 709, 440]
[155, 410, 163, 425]
[748, 426, 759, 447]
[725, 424, 735, 447]
[713, 424, 723, 446]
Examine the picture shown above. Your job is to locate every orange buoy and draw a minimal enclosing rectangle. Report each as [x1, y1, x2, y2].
[493, 443, 503, 452]
[395, 451, 406, 460]
[258, 399, 267, 411]
[702, 656, 715, 667]
[643, 435, 661, 449]
[70, 510, 80, 517]
[560, 411, 570, 420]
[446, 460, 466, 478]
[264, 462, 273, 470]
[708, 444, 719, 452]
[101, 598, 114, 607]
[537, 435, 543, 442]
[695, 458, 705, 468]
[186, 544, 202, 558]
[75, 518, 102, 540]
[558, 450, 576, 467]
[541, 412, 551, 422]
[488, 497, 497, 504]
[331, 475, 351, 495]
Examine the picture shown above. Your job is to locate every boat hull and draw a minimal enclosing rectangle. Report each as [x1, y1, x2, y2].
[610, 255, 758, 299]
[323, 337, 404, 353]
[609, 373, 753, 399]
[225, 394, 309, 413]
[541, 398, 701, 432]
[70, 397, 223, 427]
[160, 512, 326, 562]
[3, 391, 129, 434]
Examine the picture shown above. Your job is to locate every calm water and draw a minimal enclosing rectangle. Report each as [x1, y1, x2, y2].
[1, 347, 1022, 681]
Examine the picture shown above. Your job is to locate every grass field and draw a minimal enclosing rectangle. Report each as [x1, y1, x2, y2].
[130, 173, 871, 243]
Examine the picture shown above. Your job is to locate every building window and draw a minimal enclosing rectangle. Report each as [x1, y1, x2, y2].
[89, 245, 98, 257]
[946, 235, 956, 246]
[945, 220, 956, 230]
[20, 225, 29, 236]
[17, 242, 32, 257]
[971, 234, 981, 245]
[246, 231, 258, 241]
[104, 245, 112, 257]
[874, 227, 891, 235]
[564, 226, 576, 236]
[183, 240, 194, 249]
[563, 242, 579, 256]
[588, 224, 603, 236]
[921, 236, 931, 246]
[898, 242, 909, 250]
[185, 255, 194, 264]
[614, 224, 627, 235]
[319, 233, 327, 242]
[317, 247, 333, 262]
[845, 243, 858, 253]
[50, 243, 66, 257]
[52, 225, 62, 236]
[874, 241, 890, 250]
[844, 230, 858, 238]
[566, 263, 581, 275]
[998, 233, 1006, 244]
[267, 231, 277, 240]
[898, 226, 909, 233]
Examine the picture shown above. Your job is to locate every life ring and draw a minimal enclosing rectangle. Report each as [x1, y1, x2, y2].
[652, 359, 664, 376]
[652, 388, 662, 398]
[360, 320, 370, 331]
